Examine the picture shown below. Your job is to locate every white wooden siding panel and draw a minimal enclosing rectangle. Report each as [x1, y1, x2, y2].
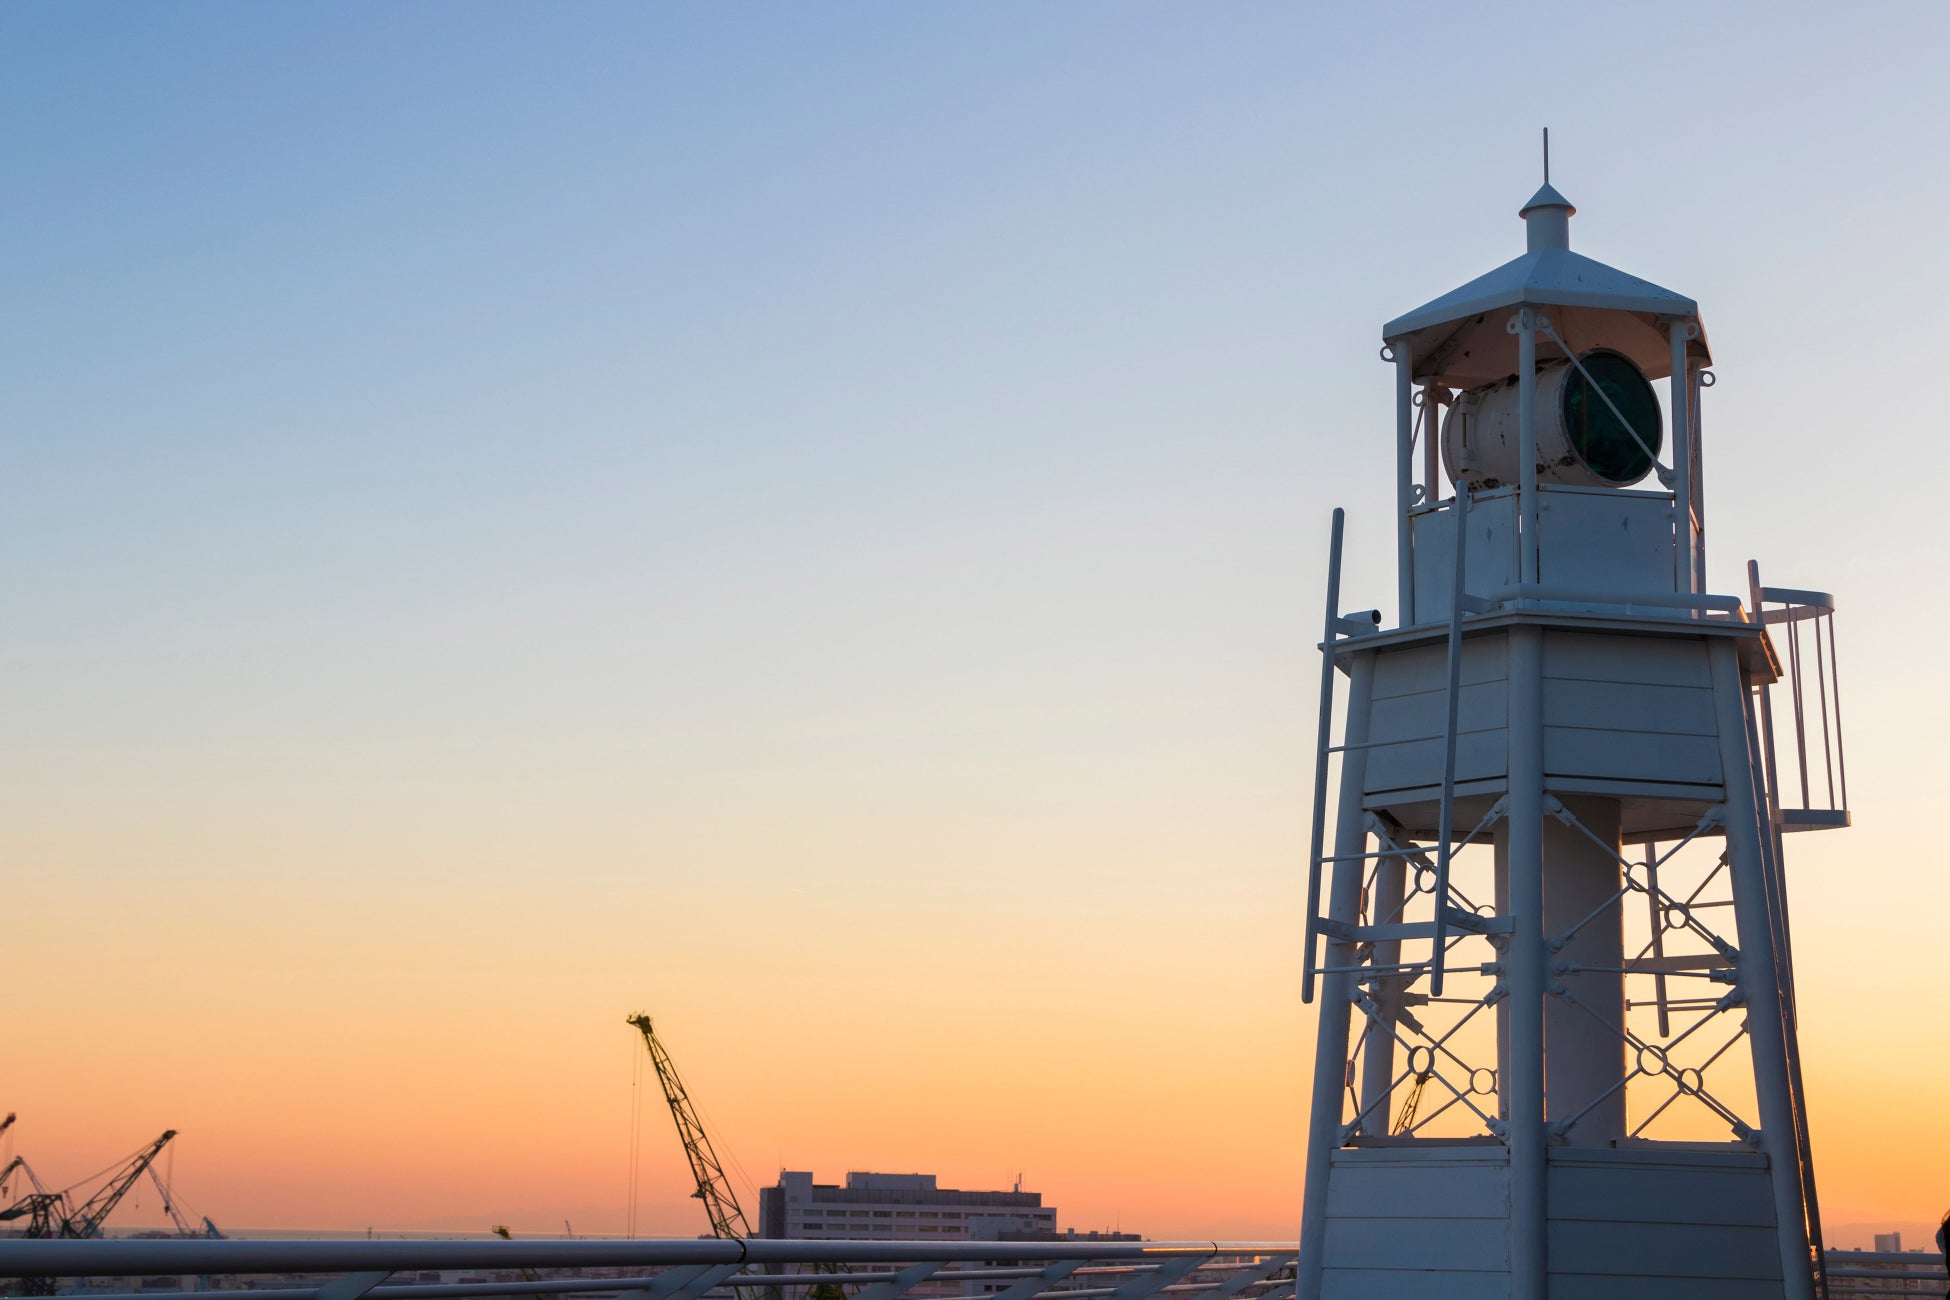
[1366, 730, 1509, 794]
[1541, 679, 1717, 737]
[1549, 1163, 1775, 1227]
[1325, 1162, 1509, 1219]
[1543, 631, 1712, 689]
[1370, 681, 1509, 743]
[1548, 1275, 1784, 1300]
[1321, 1217, 1509, 1273]
[1543, 726, 1722, 786]
[1321, 1269, 1510, 1300]
[1548, 1220, 1783, 1279]
[1371, 638, 1510, 700]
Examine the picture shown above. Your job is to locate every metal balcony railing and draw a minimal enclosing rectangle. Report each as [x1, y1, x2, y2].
[1821, 1247, 1948, 1296]
[1, 1234, 1936, 1297]
[1750, 563, 1849, 832]
[0, 1237, 1300, 1300]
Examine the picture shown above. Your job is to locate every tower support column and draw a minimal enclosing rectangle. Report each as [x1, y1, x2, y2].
[1358, 845, 1407, 1134]
[1506, 625, 1547, 1299]
[1297, 651, 1376, 1300]
[1710, 638, 1816, 1300]
[1544, 796, 1626, 1145]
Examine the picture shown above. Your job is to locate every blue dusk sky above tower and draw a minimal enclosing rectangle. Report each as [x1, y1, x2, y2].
[0, 0, 1945, 1247]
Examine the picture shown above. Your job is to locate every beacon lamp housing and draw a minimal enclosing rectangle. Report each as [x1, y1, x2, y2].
[1442, 349, 1665, 490]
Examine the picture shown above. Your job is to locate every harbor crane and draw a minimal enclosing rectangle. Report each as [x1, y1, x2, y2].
[63, 1130, 178, 1238]
[626, 1013, 845, 1300]
[490, 1225, 554, 1300]
[626, 1014, 751, 1240]
[0, 1130, 212, 1239]
[144, 1161, 224, 1239]
[0, 1156, 62, 1238]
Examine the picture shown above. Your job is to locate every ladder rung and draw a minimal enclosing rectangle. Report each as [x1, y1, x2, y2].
[1317, 913, 1513, 944]
[1624, 954, 1734, 974]
[1320, 919, 1436, 943]
[1312, 848, 1443, 865]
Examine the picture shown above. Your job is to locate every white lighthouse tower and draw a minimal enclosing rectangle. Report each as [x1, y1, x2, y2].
[1295, 178, 1848, 1299]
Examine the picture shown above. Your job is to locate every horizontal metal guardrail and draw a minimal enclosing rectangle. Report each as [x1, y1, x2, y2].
[1821, 1246, 1947, 1296]
[1485, 583, 1749, 616]
[0, 1237, 1301, 1300]
[3, 1238, 1938, 1297]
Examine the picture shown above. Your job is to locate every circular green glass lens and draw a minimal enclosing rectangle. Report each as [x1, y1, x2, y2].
[1560, 351, 1662, 483]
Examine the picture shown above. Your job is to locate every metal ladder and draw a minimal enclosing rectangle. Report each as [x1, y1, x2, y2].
[1303, 492, 1479, 1003]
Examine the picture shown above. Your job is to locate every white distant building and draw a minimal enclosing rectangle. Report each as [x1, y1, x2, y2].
[758, 1171, 1056, 1241]
[1875, 1232, 1902, 1252]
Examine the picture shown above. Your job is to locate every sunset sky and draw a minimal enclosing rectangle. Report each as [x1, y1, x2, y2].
[2, 0, 1947, 1251]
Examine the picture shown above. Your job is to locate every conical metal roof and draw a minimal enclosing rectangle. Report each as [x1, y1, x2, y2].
[1517, 182, 1575, 217]
[1382, 188, 1709, 387]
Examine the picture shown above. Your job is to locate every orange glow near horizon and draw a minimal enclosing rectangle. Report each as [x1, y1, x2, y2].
[5, 751, 1944, 1249]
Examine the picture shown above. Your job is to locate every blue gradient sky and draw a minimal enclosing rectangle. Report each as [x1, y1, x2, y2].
[1, 1, 1946, 1244]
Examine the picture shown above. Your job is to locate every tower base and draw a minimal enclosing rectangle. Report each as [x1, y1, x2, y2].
[1318, 1143, 1786, 1299]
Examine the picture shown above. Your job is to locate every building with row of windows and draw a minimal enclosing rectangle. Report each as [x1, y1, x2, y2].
[757, 1171, 1058, 1242]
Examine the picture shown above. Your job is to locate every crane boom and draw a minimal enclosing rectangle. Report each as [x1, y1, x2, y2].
[627, 1013, 846, 1300]
[144, 1162, 223, 1238]
[1, 1154, 63, 1238]
[1391, 1072, 1432, 1136]
[62, 1131, 177, 1238]
[0, 1155, 50, 1199]
[625, 1014, 750, 1239]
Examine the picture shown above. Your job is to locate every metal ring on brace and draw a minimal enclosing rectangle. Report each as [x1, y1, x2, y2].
[1408, 1046, 1436, 1077]
[1636, 1044, 1669, 1076]
[1469, 1067, 1496, 1096]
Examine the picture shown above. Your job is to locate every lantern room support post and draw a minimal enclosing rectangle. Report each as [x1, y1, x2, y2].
[1516, 312, 1538, 587]
[1670, 320, 1695, 594]
[1422, 382, 1442, 506]
[1394, 345, 1415, 625]
[1692, 364, 1709, 595]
